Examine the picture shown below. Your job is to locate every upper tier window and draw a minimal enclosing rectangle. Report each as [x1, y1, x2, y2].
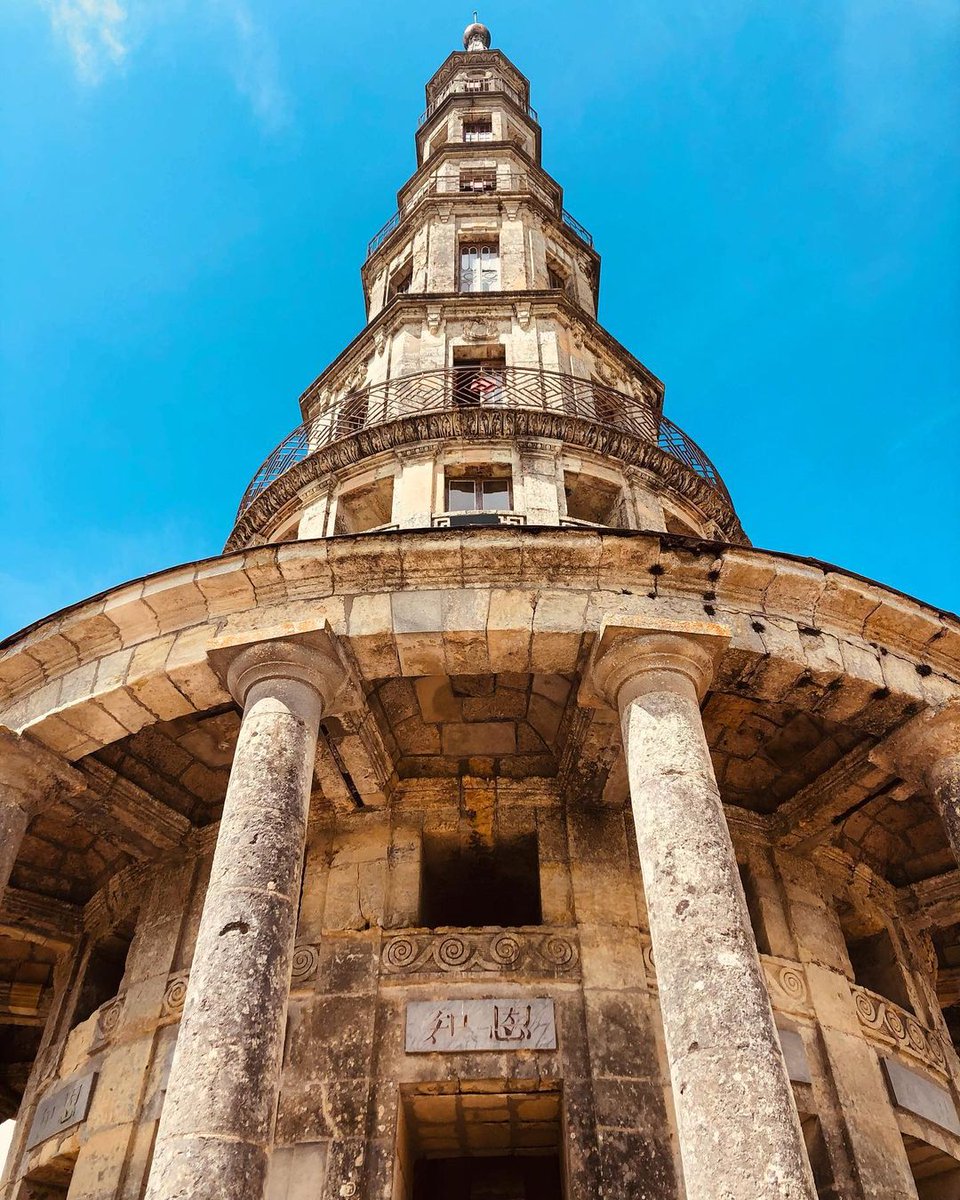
[460, 168, 496, 193]
[446, 476, 512, 513]
[463, 117, 493, 142]
[459, 241, 499, 292]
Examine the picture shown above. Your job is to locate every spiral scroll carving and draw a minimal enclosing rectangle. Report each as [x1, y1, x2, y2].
[851, 985, 948, 1076]
[290, 945, 321, 986]
[94, 996, 124, 1044]
[382, 936, 418, 971]
[161, 973, 189, 1017]
[380, 931, 579, 977]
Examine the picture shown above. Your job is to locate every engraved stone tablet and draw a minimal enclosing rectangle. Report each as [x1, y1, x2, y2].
[882, 1057, 960, 1135]
[26, 1071, 98, 1149]
[406, 998, 557, 1053]
[777, 1026, 812, 1085]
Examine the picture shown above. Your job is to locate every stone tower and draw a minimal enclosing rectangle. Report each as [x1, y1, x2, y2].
[2, 20, 960, 1200]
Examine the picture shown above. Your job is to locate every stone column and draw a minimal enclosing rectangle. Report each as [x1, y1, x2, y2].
[145, 638, 345, 1200]
[589, 622, 816, 1200]
[871, 706, 960, 866]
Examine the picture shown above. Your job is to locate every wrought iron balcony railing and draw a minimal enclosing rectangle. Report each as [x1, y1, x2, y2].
[419, 80, 538, 127]
[235, 367, 732, 519]
[367, 182, 593, 260]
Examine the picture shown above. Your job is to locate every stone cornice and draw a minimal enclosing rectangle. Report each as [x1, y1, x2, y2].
[227, 408, 740, 551]
[1, 531, 958, 762]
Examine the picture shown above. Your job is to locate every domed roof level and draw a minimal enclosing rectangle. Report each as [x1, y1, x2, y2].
[463, 18, 492, 51]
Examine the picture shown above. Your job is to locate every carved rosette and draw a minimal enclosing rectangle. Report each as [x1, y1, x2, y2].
[380, 930, 580, 978]
[161, 973, 189, 1018]
[290, 944, 321, 988]
[851, 985, 948, 1078]
[92, 995, 125, 1047]
[761, 956, 812, 1017]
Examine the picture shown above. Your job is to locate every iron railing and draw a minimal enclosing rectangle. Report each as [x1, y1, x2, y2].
[367, 181, 593, 260]
[402, 170, 561, 218]
[562, 210, 593, 247]
[418, 80, 538, 127]
[235, 367, 731, 518]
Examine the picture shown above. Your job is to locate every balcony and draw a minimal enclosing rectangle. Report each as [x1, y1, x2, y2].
[234, 367, 733, 520]
[418, 80, 538, 127]
[366, 173, 592, 259]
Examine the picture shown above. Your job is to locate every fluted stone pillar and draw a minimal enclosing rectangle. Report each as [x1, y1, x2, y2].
[145, 638, 345, 1200]
[590, 623, 816, 1200]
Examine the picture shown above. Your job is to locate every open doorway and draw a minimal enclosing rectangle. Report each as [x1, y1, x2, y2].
[395, 1083, 564, 1200]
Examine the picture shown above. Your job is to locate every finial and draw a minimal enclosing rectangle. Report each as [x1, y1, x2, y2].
[463, 15, 491, 51]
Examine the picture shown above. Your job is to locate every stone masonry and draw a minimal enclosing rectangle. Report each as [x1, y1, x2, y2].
[2, 20, 960, 1200]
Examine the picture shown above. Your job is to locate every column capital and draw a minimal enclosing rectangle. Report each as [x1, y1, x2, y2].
[208, 632, 349, 716]
[581, 618, 730, 711]
[870, 704, 960, 791]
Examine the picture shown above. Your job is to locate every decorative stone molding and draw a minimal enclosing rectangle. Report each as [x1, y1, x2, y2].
[851, 985, 950, 1079]
[92, 995, 125, 1048]
[463, 318, 499, 342]
[227, 408, 745, 550]
[290, 944, 321, 988]
[161, 973, 189, 1018]
[763, 957, 813, 1018]
[380, 930, 580, 978]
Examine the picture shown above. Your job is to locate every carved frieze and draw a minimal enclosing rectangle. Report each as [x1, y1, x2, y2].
[380, 930, 579, 978]
[851, 985, 949, 1078]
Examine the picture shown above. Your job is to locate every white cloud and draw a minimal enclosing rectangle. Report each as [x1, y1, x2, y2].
[42, 0, 129, 84]
[215, 0, 291, 132]
[38, 0, 291, 132]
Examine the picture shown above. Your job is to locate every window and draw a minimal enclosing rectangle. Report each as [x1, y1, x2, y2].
[459, 168, 496, 193]
[563, 470, 626, 529]
[547, 265, 567, 290]
[420, 832, 541, 927]
[71, 923, 135, 1030]
[333, 476, 395, 535]
[389, 261, 413, 299]
[446, 476, 512, 513]
[845, 926, 915, 1013]
[463, 116, 493, 142]
[459, 240, 499, 292]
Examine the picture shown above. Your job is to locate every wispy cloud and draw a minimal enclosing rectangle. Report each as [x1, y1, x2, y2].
[38, 0, 291, 132]
[42, 0, 129, 84]
[215, 0, 291, 133]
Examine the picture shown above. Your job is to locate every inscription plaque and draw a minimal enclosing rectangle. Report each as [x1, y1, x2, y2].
[882, 1057, 960, 1135]
[26, 1071, 98, 1150]
[405, 998, 557, 1053]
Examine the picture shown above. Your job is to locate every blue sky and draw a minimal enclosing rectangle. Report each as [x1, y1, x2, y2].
[1, 0, 958, 638]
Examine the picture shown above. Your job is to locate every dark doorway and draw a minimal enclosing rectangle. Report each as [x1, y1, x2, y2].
[413, 1154, 563, 1199]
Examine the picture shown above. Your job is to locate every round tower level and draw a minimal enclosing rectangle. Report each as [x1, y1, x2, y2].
[2, 22, 960, 1200]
